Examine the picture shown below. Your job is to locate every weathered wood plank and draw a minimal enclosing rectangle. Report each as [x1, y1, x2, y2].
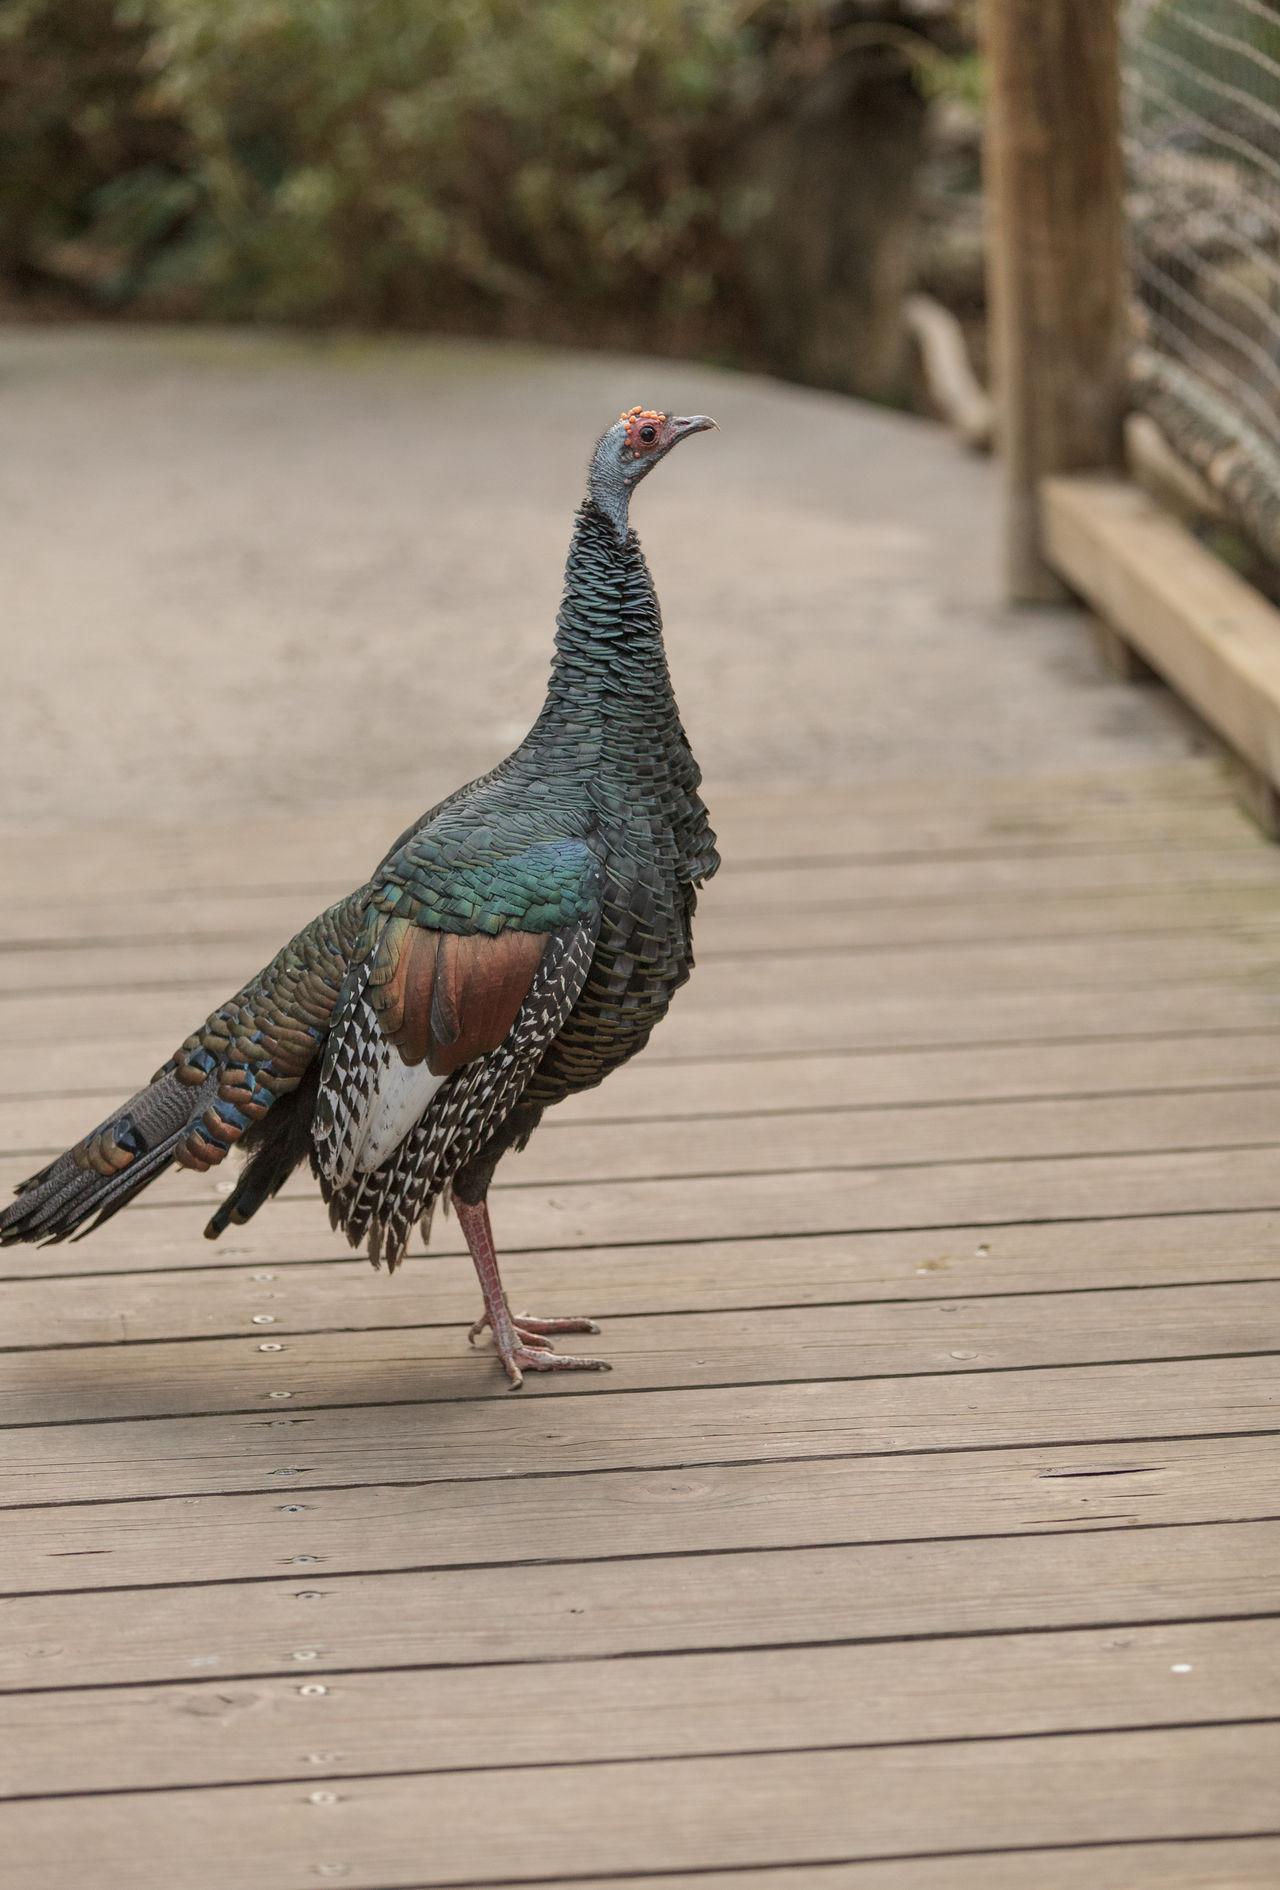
[552, 1032, 1280, 1122]
[2, 1615, 1273, 1799]
[1044, 475, 1280, 796]
[3, 1282, 1277, 1425]
[312, 1075, 1280, 1184]
[13, 1083, 1280, 1209]
[8, 884, 1280, 1000]
[10, 930, 1280, 1061]
[10, 983, 1280, 1104]
[3, 1431, 1274, 1596]
[2, 1175, 1277, 1304]
[0, 767, 1246, 901]
[24, 770, 1239, 898]
[10, 838, 1280, 957]
[3, 1356, 1278, 1511]
[3, 1519, 1280, 1694]
[8, 1031, 1280, 1156]
[705, 763, 1232, 824]
[5, 1143, 1280, 1284]
[4, 1724, 1279, 1890]
[486, 1840, 1280, 1890]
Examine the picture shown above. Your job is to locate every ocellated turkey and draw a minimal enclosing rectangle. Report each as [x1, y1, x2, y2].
[1, 408, 720, 1386]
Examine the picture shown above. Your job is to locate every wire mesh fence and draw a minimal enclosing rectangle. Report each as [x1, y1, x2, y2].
[1123, 0, 1280, 455]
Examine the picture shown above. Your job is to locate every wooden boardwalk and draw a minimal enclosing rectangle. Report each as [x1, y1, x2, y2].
[2, 758, 1280, 1887]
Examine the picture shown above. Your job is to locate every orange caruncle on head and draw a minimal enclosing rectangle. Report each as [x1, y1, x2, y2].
[620, 407, 665, 453]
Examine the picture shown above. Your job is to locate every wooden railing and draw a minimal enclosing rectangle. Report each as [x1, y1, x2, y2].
[981, 0, 1280, 835]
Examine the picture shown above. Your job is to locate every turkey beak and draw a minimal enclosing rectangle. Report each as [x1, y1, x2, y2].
[669, 415, 719, 444]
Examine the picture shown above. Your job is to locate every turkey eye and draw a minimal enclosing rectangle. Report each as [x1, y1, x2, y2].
[639, 425, 657, 444]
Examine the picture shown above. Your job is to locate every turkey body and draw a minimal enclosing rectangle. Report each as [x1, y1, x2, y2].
[2, 420, 719, 1385]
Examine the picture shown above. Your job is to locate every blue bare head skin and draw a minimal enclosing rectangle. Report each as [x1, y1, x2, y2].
[587, 408, 718, 541]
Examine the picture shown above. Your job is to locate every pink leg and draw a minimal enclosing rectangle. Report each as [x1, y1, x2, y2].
[455, 1197, 609, 1390]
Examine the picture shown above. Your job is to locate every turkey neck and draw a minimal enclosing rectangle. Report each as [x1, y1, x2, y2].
[525, 499, 698, 807]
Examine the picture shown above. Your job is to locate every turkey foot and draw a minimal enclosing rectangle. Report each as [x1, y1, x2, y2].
[456, 1197, 610, 1390]
[468, 1309, 601, 1345]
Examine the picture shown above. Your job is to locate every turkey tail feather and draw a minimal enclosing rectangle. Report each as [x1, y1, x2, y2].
[204, 1066, 321, 1239]
[0, 1069, 217, 1247]
[2, 892, 367, 1251]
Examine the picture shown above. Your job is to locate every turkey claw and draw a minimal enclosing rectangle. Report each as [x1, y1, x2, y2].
[468, 1309, 601, 1344]
[467, 1307, 609, 1388]
[501, 1343, 612, 1391]
[514, 1310, 601, 1335]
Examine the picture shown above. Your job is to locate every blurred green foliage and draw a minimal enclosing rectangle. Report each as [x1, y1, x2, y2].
[0, 0, 799, 338]
[135, 0, 788, 328]
[0, 0, 183, 293]
[0, 1, 977, 367]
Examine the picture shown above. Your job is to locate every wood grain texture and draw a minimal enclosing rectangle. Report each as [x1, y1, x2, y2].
[10, 1025, 1280, 1143]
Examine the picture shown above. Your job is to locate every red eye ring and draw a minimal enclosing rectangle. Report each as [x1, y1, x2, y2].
[620, 406, 665, 452]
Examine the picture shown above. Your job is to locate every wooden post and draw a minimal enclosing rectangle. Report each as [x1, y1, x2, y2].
[981, 0, 1129, 602]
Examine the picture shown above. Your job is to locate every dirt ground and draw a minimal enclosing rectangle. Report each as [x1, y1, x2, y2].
[0, 325, 1196, 833]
